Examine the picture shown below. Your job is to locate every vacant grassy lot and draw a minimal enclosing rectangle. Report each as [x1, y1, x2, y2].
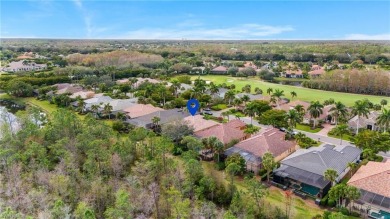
[190, 75, 390, 106]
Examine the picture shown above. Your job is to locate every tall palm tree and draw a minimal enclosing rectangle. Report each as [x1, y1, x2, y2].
[290, 91, 297, 100]
[103, 103, 113, 119]
[91, 104, 100, 118]
[77, 98, 86, 113]
[266, 87, 273, 95]
[377, 108, 390, 132]
[324, 168, 338, 186]
[224, 90, 236, 106]
[330, 101, 348, 125]
[244, 104, 256, 125]
[308, 101, 324, 129]
[209, 83, 219, 97]
[233, 98, 243, 108]
[332, 124, 350, 145]
[221, 111, 231, 121]
[351, 100, 370, 135]
[380, 99, 388, 109]
[285, 109, 300, 130]
[241, 95, 250, 106]
[152, 116, 160, 125]
[294, 104, 305, 122]
[271, 89, 284, 109]
[345, 186, 360, 212]
[212, 140, 224, 163]
[347, 162, 358, 178]
[170, 79, 181, 97]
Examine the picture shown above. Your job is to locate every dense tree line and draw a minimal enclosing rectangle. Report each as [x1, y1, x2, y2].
[302, 70, 390, 96]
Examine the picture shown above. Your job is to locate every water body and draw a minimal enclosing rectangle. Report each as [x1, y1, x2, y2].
[0, 99, 25, 138]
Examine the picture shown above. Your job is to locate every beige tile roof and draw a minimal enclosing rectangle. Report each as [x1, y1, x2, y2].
[123, 104, 163, 118]
[70, 91, 96, 99]
[194, 119, 247, 144]
[280, 100, 310, 112]
[348, 161, 390, 197]
[183, 115, 219, 132]
[234, 128, 296, 158]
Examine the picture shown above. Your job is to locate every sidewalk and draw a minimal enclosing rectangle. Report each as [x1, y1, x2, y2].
[317, 123, 334, 136]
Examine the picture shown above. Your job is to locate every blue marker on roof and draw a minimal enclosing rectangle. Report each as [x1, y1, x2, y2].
[187, 99, 200, 116]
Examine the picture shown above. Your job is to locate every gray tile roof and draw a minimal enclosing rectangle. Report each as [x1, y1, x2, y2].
[127, 109, 190, 127]
[282, 144, 361, 176]
[274, 144, 361, 188]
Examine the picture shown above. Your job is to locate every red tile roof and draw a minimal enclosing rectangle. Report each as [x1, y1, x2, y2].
[234, 128, 296, 158]
[348, 161, 390, 198]
[194, 119, 247, 144]
[212, 66, 228, 72]
[123, 104, 164, 118]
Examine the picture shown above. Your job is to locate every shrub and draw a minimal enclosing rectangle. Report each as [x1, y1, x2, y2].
[211, 104, 227, 111]
[339, 207, 350, 216]
[215, 162, 226, 170]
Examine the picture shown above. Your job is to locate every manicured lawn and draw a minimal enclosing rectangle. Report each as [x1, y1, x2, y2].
[296, 123, 322, 133]
[190, 75, 390, 106]
[328, 133, 353, 142]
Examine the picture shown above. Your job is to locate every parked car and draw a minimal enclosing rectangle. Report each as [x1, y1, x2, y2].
[204, 111, 213, 115]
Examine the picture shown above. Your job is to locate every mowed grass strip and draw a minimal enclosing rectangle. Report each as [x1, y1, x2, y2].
[190, 75, 390, 106]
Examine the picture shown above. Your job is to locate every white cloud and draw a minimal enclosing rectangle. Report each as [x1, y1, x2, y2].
[344, 33, 390, 40]
[117, 24, 294, 40]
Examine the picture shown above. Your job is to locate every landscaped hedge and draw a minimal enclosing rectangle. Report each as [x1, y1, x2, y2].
[211, 104, 227, 111]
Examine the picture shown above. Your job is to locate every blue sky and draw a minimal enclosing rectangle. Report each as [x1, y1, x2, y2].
[1, 0, 390, 40]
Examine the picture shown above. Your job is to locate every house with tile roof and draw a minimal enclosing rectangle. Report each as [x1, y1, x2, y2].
[279, 100, 335, 124]
[84, 96, 113, 111]
[108, 98, 138, 113]
[347, 161, 390, 215]
[348, 111, 381, 132]
[123, 104, 164, 119]
[69, 91, 96, 99]
[210, 66, 228, 74]
[183, 115, 219, 132]
[308, 65, 325, 77]
[273, 144, 361, 198]
[127, 109, 190, 128]
[224, 128, 297, 172]
[194, 119, 248, 145]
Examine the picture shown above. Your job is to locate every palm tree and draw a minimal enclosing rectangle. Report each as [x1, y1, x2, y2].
[103, 103, 113, 119]
[254, 87, 262, 94]
[116, 112, 127, 121]
[221, 111, 231, 121]
[152, 116, 160, 125]
[244, 104, 256, 125]
[324, 168, 338, 186]
[213, 140, 224, 163]
[262, 152, 276, 183]
[224, 90, 236, 106]
[242, 84, 251, 93]
[266, 88, 273, 95]
[171, 79, 181, 97]
[345, 186, 360, 212]
[332, 124, 350, 145]
[285, 109, 301, 130]
[347, 162, 358, 178]
[241, 95, 250, 106]
[91, 104, 100, 118]
[308, 101, 324, 129]
[209, 83, 219, 97]
[377, 108, 390, 132]
[362, 148, 375, 160]
[330, 101, 349, 125]
[380, 99, 388, 109]
[232, 98, 243, 109]
[77, 98, 86, 114]
[294, 104, 305, 122]
[290, 91, 297, 100]
[351, 100, 370, 135]
[271, 89, 284, 109]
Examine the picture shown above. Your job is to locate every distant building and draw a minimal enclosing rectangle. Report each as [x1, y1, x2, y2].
[3, 60, 47, 72]
[308, 65, 325, 77]
[210, 66, 228, 74]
